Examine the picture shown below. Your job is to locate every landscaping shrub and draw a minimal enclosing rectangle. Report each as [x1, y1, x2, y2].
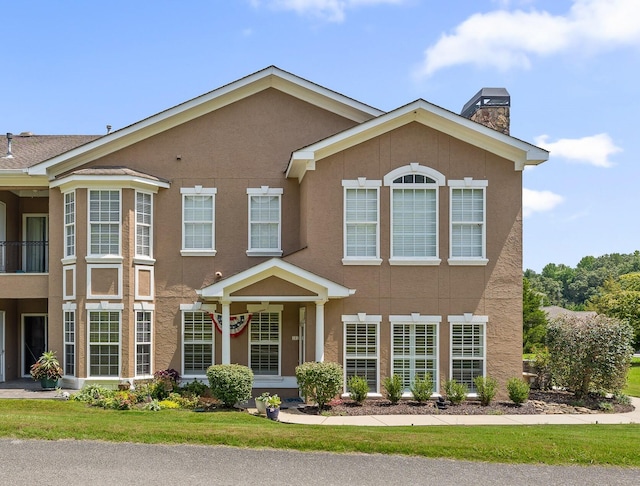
[410, 373, 434, 403]
[507, 377, 530, 406]
[546, 314, 634, 398]
[206, 364, 254, 408]
[180, 378, 210, 397]
[474, 376, 497, 406]
[382, 374, 403, 404]
[295, 361, 343, 410]
[347, 375, 369, 405]
[443, 379, 468, 405]
[532, 348, 552, 390]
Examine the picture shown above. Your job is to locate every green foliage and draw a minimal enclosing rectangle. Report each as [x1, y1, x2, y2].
[531, 349, 552, 390]
[347, 375, 369, 405]
[588, 272, 640, 349]
[382, 374, 403, 404]
[72, 384, 114, 404]
[295, 361, 343, 410]
[29, 350, 63, 381]
[523, 278, 548, 352]
[443, 379, 468, 405]
[410, 373, 434, 403]
[206, 364, 254, 408]
[179, 378, 209, 397]
[266, 394, 281, 408]
[546, 314, 634, 398]
[473, 376, 497, 406]
[506, 377, 530, 406]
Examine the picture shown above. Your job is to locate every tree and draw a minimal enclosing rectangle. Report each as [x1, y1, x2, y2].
[546, 314, 634, 398]
[523, 278, 547, 352]
[588, 272, 640, 350]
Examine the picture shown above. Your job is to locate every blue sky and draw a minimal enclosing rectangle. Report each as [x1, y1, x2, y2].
[4, 0, 638, 272]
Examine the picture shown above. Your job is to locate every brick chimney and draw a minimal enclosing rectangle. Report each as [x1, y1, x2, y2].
[460, 88, 510, 135]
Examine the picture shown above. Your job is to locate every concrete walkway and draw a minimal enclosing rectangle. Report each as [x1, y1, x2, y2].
[2, 379, 638, 426]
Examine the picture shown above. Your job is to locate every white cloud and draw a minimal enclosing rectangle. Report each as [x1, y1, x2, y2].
[534, 133, 622, 168]
[252, 0, 404, 22]
[417, 0, 640, 77]
[523, 188, 564, 217]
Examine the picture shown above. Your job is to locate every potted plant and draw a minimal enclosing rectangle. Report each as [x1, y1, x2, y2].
[30, 350, 63, 390]
[265, 394, 281, 421]
[254, 392, 270, 415]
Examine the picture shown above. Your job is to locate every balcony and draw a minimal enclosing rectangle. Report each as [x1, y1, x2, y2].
[0, 241, 49, 273]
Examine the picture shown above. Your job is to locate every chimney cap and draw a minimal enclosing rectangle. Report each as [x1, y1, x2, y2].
[461, 87, 510, 118]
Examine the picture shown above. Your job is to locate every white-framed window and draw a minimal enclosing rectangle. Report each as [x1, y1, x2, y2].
[449, 314, 488, 393]
[88, 190, 120, 256]
[88, 310, 120, 377]
[135, 191, 152, 258]
[342, 179, 382, 265]
[249, 310, 281, 376]
[342, 314, 381, 393]
[135, 310, 152, 376]
[63, 308, 75, 376]
[448, 179, 488, 265]
[384, 164, 445, 265]
[181, 187, 217, 256]
[64, 191, 75, 258]
[182, 311, 214, 376]
[390, 314, 441, 394]
[247, 187, 283, 257]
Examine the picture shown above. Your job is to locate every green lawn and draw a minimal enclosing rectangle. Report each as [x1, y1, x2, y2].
[0, 400, 639, 467]
[624, 360, 640, 397]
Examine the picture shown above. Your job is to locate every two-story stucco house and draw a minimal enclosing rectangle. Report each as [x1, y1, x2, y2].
[0, 67, 548, 398]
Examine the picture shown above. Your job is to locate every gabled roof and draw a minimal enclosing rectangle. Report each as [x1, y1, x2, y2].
[197, 258, 355, 302]
[286, 99, 549, 180]
[28, 66, 383, 178]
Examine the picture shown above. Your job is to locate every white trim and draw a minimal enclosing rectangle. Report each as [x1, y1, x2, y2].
[0, 311, 4, 382]
[86, 309, 122, 378]
[133, 302, 156, 311]
[135, 190, 153, 259]
[448, 314, 488, 393]
[253, 375, 299, 388]
[85, 302, 125, 310]
[247, 187, 283, 256]
[342, 314, 381, 395]
[63, 190, 75, 259]
[85, 256, 124, 264]
[248, 308, 282, 377]
[341, 257, 383, 266]
[61, 256, 77, 265]
[51, 175, 169, 192]
[62, 302, 77, 311]
[62, 264, 76, 300]
[389, 314, 442, 323]
[246, 304, 284, 312]
[448, 179, 487, 264]
[389, 258, 441, 266]
[342, 179, 381, 263]
[87, 189, 121, 258]
[181, 187, 217, 255]
[86, 264, 123, 300]
[134, 309, 154, 378]
[21, 313, 48, 377]
[62, 308, 76, 377]
[181, 309, 215, 378]
[383, 164, 445, 186]
[134, 265, 155, 301]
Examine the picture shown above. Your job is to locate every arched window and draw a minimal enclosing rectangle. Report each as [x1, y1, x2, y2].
[384, 164, 444, 265]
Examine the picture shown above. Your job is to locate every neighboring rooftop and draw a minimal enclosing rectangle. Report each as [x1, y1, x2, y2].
[0, 132, 101, 170]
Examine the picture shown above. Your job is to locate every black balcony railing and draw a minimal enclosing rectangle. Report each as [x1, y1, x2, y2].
[0, 241, 49, 273]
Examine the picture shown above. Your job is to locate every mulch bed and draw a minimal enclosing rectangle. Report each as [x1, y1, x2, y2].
[297, 390, 634, 416]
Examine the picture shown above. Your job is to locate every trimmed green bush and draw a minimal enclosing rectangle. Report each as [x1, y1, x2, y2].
[507, 377, 530, 406]
[474, 376, 497, 406]
[382, 374, 403, 404]
[347, 375, 369, 405]
[295, 361, 343, 410]
[206, 364, 254, 408]
[443, 379, 468, 405]
[410, 373, 434, 403]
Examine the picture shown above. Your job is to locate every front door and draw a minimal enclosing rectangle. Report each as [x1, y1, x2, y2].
[22, 315, 47, 376]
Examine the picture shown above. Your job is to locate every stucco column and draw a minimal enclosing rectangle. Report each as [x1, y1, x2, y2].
[315, 300, 326, 362]
[221, 301, 231, 364]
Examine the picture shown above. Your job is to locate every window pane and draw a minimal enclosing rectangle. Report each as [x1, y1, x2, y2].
[183, 194, 214, 250]
[249, 195, 280, 250]
[183, 312, 213, 375]
[392, 188, 436, 257]
[250, 312, 280, 375]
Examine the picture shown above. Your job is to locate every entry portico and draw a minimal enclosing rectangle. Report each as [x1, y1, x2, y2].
[196, 258, 355, 372]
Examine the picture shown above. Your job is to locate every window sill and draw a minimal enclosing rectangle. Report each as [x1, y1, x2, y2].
[85, 256, 123, 264]
[447, 258, 489, 266]
[246, 249, 283, 257]
[61, 257, 77, 265]
[133, 257, 156, 265]
[342, 258, 383, 266]
[389, 258, 441, 266]
[341, 392, 383, 399]
[180, 250, 217, 257]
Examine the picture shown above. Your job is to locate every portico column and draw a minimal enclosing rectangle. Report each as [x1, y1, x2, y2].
[221, 300, 231, 364]
[315, 300, 326, 362]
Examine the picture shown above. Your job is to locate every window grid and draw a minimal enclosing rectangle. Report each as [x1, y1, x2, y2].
[183, 312, 213, 375]
[345, 188, 378, 258]
[250, 312, 280, 375]
[391, 323, 437, 392]
[392, 188, 437, 257]
[88, 311, 120, 377]
[89, 190, 120, 255]
[451, 188, 484, 258]
[135, 192, 152, 257]
[64, 191, 75, 257]
[249, 195, 280, 250]
[64, 310, 75, 376]
[450, 322, 485, 393]
[135, 311, 152, 376]
[344, 322, 378, 392]
[183, 194, 214, 250]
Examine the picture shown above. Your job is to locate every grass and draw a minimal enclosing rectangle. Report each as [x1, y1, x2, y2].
[0, 400, 639, 467]
[624, 359, 640, 397]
